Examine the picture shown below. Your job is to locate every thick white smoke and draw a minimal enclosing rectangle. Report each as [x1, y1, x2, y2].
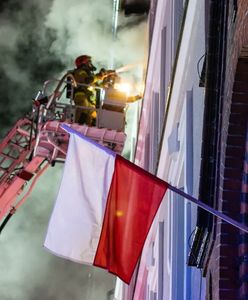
[45, 0, 147, 69]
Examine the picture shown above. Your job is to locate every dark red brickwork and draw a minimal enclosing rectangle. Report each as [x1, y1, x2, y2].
[205, 1, 248, 299]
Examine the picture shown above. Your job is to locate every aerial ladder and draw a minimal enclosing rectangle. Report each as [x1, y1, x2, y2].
[0, 72, 130, 231]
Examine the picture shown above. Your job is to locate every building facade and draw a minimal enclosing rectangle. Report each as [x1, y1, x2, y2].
[115, 0, 207, 299]
[116, 0, 248, 299]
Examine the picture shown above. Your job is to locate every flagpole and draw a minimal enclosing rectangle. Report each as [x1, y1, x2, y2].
[167, 184, 248, 234]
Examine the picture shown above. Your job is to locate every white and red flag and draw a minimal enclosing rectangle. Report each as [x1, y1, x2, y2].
[44, 124, 168, 284]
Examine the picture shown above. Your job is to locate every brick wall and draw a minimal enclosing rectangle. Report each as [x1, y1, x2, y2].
[239, 130, 248, 299]
[206, 1, 248, 299]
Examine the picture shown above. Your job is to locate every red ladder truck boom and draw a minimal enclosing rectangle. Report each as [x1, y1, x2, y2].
[0, 72, 129, 230]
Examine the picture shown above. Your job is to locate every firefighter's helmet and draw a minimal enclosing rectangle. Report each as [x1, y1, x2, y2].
[75, 55, 92, 68]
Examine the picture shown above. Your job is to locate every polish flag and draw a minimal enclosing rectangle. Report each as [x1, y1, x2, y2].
[44, 125, 168, 284]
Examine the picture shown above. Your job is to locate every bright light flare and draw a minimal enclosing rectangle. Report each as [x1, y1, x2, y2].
[114, 82, 132, 95]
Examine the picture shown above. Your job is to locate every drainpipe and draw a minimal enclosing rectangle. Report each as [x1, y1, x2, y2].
[112, 0, 120, 39]
[110, 0, 120, 68]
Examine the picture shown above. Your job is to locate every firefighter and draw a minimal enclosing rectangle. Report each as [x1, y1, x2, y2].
[68, 55, 97, 125]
